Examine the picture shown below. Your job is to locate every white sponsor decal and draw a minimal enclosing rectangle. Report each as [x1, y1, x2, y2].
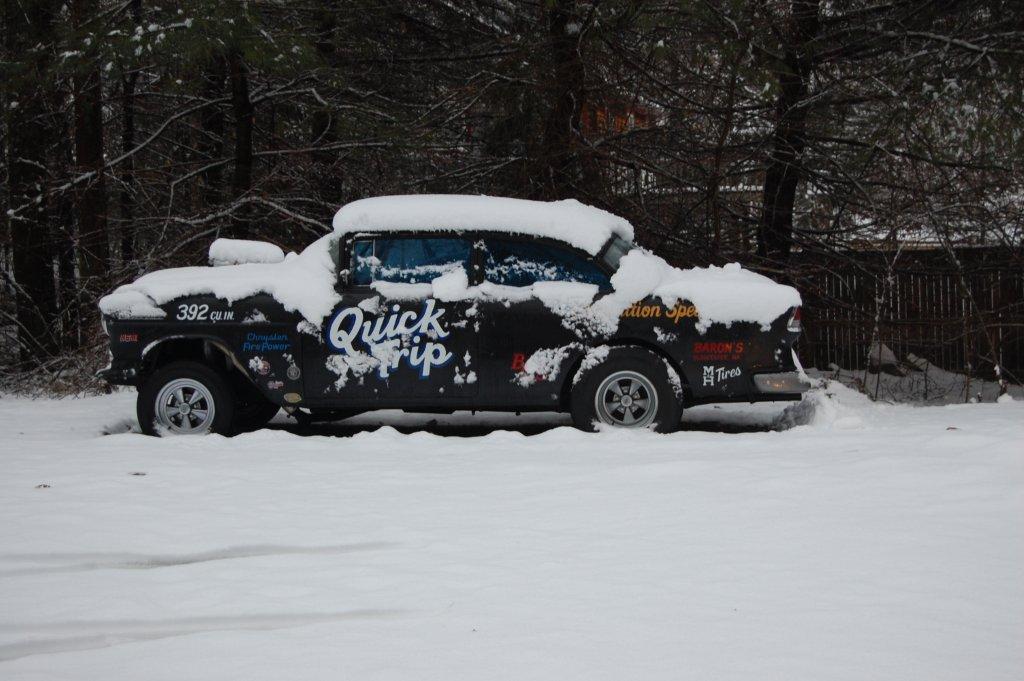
[702, 365, 742, 386]
[175, 303, 234, 322]
[326, 300, 453, 379]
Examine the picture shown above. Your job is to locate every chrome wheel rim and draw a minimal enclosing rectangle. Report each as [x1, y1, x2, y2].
[154, 378, 216, 434]
[594, 370, 658, 428]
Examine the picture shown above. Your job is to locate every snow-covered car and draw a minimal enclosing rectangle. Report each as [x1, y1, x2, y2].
[98, 195, 807, 435]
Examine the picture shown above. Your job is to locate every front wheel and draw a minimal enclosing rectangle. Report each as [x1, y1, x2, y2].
[137, 361, 236, 436]
[570, 348, 682, 433]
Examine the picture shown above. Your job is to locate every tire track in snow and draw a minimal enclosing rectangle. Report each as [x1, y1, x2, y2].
[0, 610, 406, 662]
[0, 542, 395, 577]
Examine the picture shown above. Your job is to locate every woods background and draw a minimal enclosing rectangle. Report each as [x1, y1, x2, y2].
[2, 0, 1022, 396]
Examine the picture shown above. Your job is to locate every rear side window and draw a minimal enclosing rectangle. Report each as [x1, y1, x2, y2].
[352, 237, 471, 285]
[483, 238, 610, 288]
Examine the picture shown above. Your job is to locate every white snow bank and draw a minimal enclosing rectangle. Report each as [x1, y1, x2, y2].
[775, 381, 874, 430]
[816, 362, 1024, 405]
[595, 251, 802, 332]
[2, 393, 1023, 680]
[100, 234, 340, 324]
[208, 238, 285, 266]
[333, 194, 634, 256]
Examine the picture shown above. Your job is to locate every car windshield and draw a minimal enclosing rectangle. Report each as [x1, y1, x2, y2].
[601, 235, 634, 271]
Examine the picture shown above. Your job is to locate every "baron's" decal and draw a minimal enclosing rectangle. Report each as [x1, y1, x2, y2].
[692, 341, 745, 362]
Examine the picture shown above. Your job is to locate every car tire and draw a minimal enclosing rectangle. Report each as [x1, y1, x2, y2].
[232, 393, 281, 433]
[137, 361, 236, 436]
[570, 348, 682, 433]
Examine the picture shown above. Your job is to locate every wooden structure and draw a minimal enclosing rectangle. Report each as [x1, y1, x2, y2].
[793, 247, 1024, 382]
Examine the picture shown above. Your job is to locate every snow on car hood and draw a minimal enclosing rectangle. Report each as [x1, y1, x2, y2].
[99, 234, 341, 323]
[332, 194, 634, 257]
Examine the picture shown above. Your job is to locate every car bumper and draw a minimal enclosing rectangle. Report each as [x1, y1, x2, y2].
[752, 371, 811, 395]
[97, 360, 142, 386]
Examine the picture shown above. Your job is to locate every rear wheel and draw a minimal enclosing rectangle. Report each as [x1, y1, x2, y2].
[137, 361, 235, 436]
[570, 348, 682, 433]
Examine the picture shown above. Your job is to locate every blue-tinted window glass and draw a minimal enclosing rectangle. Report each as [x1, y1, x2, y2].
[352, 240, 375, 285]
[351, 237, 471, 285]
[483, 239, 610, 288]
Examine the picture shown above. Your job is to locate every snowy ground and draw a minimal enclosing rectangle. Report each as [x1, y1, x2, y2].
[1, 386, 1022, 680]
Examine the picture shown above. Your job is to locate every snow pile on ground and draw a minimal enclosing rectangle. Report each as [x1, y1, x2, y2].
[208, 238, 285, 266]
[595, 251, 802, 332]
[815, 362, 1024, 405]
[774, 381, 873, 430]
[333, 194, 634, 256]
[100, 234, 341, 323]
[0, 393, 1022, 680]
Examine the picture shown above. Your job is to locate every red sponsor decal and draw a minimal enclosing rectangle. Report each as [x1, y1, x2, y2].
[119, 333, 139, 343]
[510, 352, 526, 372]
[692, 341, 745, 362]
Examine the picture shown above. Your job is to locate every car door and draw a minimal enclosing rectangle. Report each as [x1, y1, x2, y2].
[474, 237, 613, 408]
[302, 233, 480, 407]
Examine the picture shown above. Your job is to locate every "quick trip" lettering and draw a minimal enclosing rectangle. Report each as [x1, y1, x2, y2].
[326, 300, 453, 378]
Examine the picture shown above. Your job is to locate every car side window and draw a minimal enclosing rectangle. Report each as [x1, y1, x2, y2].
[482, 238, 610, 288]
[351, 237, 471, 285]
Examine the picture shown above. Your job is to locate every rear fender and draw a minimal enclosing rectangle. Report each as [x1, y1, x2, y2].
[560, 339, 690, 407]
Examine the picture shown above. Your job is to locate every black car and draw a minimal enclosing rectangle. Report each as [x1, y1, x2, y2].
[99, 195, 807, 435]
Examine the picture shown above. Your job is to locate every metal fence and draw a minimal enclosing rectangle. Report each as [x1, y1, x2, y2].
[793, 247, 1024, 383]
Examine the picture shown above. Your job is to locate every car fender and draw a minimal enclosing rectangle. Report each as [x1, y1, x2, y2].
[560, 339, 690, 407]
[141, 334, 254, 386]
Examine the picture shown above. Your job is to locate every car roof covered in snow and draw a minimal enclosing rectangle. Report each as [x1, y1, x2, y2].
[332, 194, 635, 256]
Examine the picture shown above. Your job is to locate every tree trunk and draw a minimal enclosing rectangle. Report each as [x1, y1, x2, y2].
[758, 0, 820, 265]
[709, 49, 743, 261]
[537, 0, 586, 200]
[5, 0, 59, 365]
[119, 0, 142, 268]
[119, 70, 137, 267]
[311, 4, 341, 200]
[54, 117, 79, 350]
[71, 0, 110, 311]
[197, 58, 227, 210]
[228, 47, 254, 239]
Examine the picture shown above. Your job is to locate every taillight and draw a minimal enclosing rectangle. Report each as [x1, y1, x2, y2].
[787, 307, 802, 332]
